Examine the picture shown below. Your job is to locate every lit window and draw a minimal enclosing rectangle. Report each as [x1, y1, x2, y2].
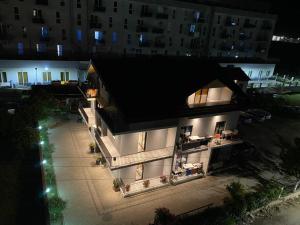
[57, 44, 63, 56]
[94, 31, 103, 41]
[190, 24, 196, 33]
[195, 11, 200, 21]
[139, 34, 143, 43]
[112, 32, 117, 44]
[36, 43, 46, 53]
[17, 42, 24, 55]
[76, 29, 82, 41]
[41, 27, 48, 37]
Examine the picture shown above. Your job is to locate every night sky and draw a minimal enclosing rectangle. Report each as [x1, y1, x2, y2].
[262, 0, 299, 36]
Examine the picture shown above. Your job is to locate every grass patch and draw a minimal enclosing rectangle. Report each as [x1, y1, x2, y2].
[280, 93, 300, 106]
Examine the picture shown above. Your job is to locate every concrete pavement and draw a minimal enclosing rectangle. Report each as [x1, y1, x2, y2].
[49, 116, 256, 225]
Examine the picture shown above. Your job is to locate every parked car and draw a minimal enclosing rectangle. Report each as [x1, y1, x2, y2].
[239, 111, 253, 124]
[246, 109, 271, 122]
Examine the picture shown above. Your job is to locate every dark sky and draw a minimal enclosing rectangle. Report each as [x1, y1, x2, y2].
[261, 0, 299, 36]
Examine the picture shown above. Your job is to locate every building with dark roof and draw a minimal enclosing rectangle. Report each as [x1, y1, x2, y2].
[78, 56, 249, 196]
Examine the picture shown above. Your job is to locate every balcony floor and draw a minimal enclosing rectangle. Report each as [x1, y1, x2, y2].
[100, 136, 174, 169]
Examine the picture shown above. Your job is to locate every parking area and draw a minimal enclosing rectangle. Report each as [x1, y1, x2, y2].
[49, 115, 257, 225]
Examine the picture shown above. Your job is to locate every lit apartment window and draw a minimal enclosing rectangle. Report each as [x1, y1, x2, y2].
[36, 43, 46, 53]
[14, 7, 20, 20]
[94, 31, 103, 42]
[18, 72, 28, 85]
[43, 72, 52, 82]
[57, 44, 63, 56]
[77, 14, 81, 25]
[109, 17, 112, 28]
[56, 12, 61, 23]
[60, 72, 69, 82]
[124, 18, 128, 29]
[113, 1, 117, 13]
[76, 29, 82, 41]
[33, 9, 37, 17]
[112, 32, 117, 44]
[77, 0, 81, 8]
[139, 34, 143, 43]
[129, 3, 133, 15]
[41, 27, 48, 37]
[0, 72, 7, 83]
[189, 24, 196, 33]
[17, 42, 24, 55]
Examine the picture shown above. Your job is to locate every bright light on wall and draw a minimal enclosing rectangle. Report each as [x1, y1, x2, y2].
[38, 125, 42, 130]
[40, 141, 45, 145]
[44, 67, 48, 71]
[45, 187, 51, 193]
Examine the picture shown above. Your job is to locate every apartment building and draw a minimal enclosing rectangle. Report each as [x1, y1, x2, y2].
[0, 0, 276, 59]
[0, 60, 88, 87]
[78, 56, 250, 196]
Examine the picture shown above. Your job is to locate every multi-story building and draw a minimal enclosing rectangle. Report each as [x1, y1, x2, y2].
[0, 59, 88, 87]
[78, 56, 250, 196]
[0, 0, 276, 59]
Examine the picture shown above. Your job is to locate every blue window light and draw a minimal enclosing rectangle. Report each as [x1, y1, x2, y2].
[17, 42, 24, 55]
[76, 29, 82, 41]
[190, 24, 196, 33]
[112, 32, 117, 44]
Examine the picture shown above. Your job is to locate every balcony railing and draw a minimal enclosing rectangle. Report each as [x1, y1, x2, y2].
[94, 5, 106, 12]
[136, 25, 149, 33]
[79, 106, 89, 125]
[90, 22, 102, 29]
[156, 13, 168, 19]
[152, 27, 164, 34]
[154, 42, 165, 48]
[139, 41, 151, 47]
[32, 17, 45, 24]
[140, 11, 153, 18]
[95, 130, 113, 167]
[244, 23, 256, 29]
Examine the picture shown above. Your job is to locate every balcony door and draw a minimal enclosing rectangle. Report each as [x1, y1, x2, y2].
[214, 121, 226, 135]
[138, 132, 147, 152]
[18, 72, 28, 85]
[135, 164, 144, 181]
[194, 88, 208, 104]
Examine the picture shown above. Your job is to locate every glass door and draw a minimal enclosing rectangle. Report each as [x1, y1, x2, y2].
[135, 164, 144, 181]
[214, 121, 226, 135]
[138, 132, 146, 152]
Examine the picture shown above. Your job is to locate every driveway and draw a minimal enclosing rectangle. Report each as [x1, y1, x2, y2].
[49, 115, 257, 225]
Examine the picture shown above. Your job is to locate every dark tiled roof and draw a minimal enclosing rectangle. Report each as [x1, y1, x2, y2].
[91, 56, 248, 131]
[221, 67, 250, 81]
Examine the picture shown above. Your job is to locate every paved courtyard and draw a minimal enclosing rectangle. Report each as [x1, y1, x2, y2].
[49, 116, 256, 225]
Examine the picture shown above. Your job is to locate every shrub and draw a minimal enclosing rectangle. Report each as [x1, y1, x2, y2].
[154, 208, 176, 225]
[48, 196, 66, 222]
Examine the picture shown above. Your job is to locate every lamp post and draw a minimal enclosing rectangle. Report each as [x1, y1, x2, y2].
[35, 67, 37, 84]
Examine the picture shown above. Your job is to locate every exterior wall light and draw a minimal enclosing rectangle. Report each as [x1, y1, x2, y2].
[45, 187, 51, 193]
[38, 125, 42, 130]
[42, 160, 47, 165]
[40, 141, 45, 145]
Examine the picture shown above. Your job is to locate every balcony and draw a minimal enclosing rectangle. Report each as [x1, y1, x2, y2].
[90, 22, 102, 29]
[243, 23, 256, 29]
[40, 36, 50, 42]
[78, 83, 98, 100]
[139, 41, 151, 47]
[136, 25, 149, 33]
[79, 106, 96, 127]
[154, 41, 165, 48]
[94, 5, 106, 12]
[156, 13, 168, 20]
[35, 0, 48, 5]
[95, 135, 174, 170]
[32, 17, 45, 24]
[140, 11, 153, 18]
[152, 27, 164, 34]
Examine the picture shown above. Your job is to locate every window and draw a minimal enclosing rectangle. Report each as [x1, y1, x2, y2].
[77, 14, 81, 25]
[179, 24, 183, 34]
[212, 27, 216, 37]
[190, 24, 196, 33]
[36, 43, 46, 53]
[33, 9, 42, 18]
[60, 1, 65, 6]
[60, 72, 69, 82]
[180, 38, 184, 47]
[113, 1, 117, 13]
[127, 34, 131, 44]
[22, 26, 27, 38]
[57, 44, 63, 56]
[203, 26, 206, 36]
[14, 7, 20, 20]
[214, 121, 226, 135]
[129, 3, 133, 14]
[217, 15, 221, 24]
[172, 9, 176, 19]
[124, 18, 128, 29]
[94, 31, 103, 42]
[62, 29, 66, 40]
[77, 0, 81, 8]
[259, 70, 263, 79]
[169, 37, 172, 46]
[18, 72, 28, 85]
[41, 27, 48, 38]
[109, 17, 112, 28]
[17, 42, 24, 55]
[56, 12, 61, 23]
[76, 29, 82, 41]
[266, 70, 271, 76]
[0, 72, 7, 83]
[43, 72, 52, 82]
[248, 70, 252, 77]
[112, 32, 117, 44]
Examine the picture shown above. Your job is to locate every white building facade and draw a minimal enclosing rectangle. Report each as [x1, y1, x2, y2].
[0, 0, 276, 58]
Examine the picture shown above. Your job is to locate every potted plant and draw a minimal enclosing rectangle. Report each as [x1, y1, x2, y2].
[96, 157, 101, 165]
[100, 157, 106, 166]
[89, 142, 95, 153]
[143, 179, 150, 188]
[113, 178, 120, 192]
[160, 175, 167, 183]
[125, 184, 130, 192]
